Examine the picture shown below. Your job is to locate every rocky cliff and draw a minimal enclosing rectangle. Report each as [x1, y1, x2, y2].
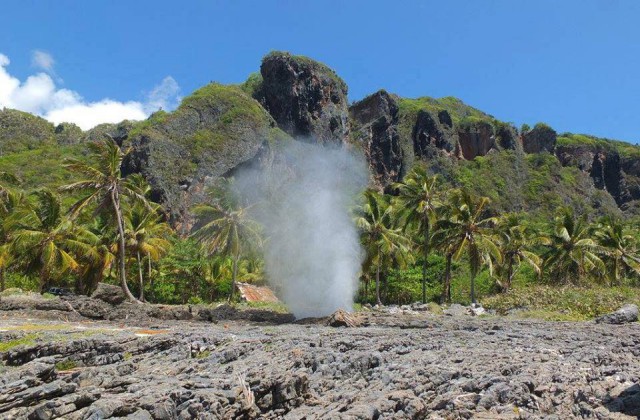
[255, 51, 350, 145]
[121, 83, 289, 225]
[556, 134, 640, 210]
[1, 52, 640, 221]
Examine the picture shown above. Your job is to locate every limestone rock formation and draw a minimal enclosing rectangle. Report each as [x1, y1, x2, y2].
[0, 108, 56, 153]
[91, 283, 126, 305]
[456, 120, 496, 160]
[85, 120, 136, 145]
[555, 138, 640, 209]
[412, 109, 456, 159]
[258, 51, 349, 144]
[53, 122, 83, 145]
[349, 90, 403, 186]
[522, 123, 557, 153]
[595, 304, 638, 324]
[122, 84, 287, 223]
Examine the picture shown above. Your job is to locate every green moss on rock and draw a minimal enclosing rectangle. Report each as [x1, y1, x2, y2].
[0, 108, 56, 154]
[125, 83, 286, 219]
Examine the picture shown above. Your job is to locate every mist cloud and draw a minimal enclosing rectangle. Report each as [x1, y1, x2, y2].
[236, 142, 367, 318]
[0, 52, 181, 130]
[32, 50, 55, 72]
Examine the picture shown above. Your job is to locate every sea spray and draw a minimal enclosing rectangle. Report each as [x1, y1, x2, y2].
[235, 141, 368, 318]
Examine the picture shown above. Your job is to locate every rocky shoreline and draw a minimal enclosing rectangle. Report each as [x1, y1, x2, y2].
[1, 293, 639, 419]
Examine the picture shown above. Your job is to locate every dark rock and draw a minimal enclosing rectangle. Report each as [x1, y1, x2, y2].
[494, 123, 520, 151]
[258, 51, 349, 144]
[456, 119, 495, 159]
[349, 90, 403, 187]
[91, 283, 126, 305]
[326, 309, 359, 328]
[123, 85, 283, 225]
[412, 109, 455, 159]
[595, 304, 638, 324]
[443, 304, 468, 317]
[85, 120, 135, 145]
[522, 123, 557, 153]
[54, 122, 84, 145]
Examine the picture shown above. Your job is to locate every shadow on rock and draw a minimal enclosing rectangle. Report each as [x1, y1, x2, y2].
[606, 383, 640, 417]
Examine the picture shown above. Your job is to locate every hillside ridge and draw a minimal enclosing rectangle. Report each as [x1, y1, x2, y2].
[2, 51, 639, 220]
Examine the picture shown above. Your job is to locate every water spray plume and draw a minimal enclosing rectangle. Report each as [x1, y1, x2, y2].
[235, 141, 367, 318]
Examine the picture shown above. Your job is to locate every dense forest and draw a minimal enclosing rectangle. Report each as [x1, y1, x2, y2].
[2, 51, 640, 320]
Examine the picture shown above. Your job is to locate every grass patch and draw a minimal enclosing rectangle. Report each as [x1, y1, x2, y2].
[0, 333, 39, 352]
[482, 285, 640, 321]
[55, 360, 78, 371]
[427, 302, 443, 314]
[194, 350, 211, 359]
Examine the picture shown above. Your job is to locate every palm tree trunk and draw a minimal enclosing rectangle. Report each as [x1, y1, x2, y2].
[111, 188, 139, 303]
[364, 277, 369, 303]
[422, 224, 429, 304]
[375, 248, 382, 306]
[147, 252, 154, 302]
[441, 253, 452, 303]
[470, 272, 477, 305]
[228, 254, 239, 303]
[147, 251, 152, 282]
[505, 255, 514, 292]
[137, 251, 145, 301]
[39, 267, 49, 294]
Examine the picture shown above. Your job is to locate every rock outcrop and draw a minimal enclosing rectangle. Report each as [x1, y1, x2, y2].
[412, 109, 456, 159]
[122, 84, 287, 223]
[555, 139, 640, 209]
[91, 283, 127, 306]
[85, 120, 136, 145]
[456, 119, 496, 160]
[53, 122, 83, 145]
[522, 123, 557, 153]
[0, 108, 56, 153]
[349, 90, 403, 186]
[258, 51, 349, 144]
[2, 307, 640, 419]
[595, 304, 638, 324]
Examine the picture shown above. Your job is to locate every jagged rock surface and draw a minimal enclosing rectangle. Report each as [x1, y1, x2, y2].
[258, 51, 350, 144]
[522, 123, 557, 154]
[349, 90, 403, 186]
[456, 120, 496, 160]
[121, 84, 285, 223]
[1, 305, 639, 419]
[596, 304, 639, 325]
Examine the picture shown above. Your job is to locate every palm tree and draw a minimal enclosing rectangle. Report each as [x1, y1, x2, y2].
[394, 168, 440, 303]
[9, 190, 98, 292]
[60, 137, 150, 302]
[493, 213, 545, 292]
[0, 185, 26, 292]
[76, 216, 116, 295]
[544, 207, 604, 284]
[432, 189, 500, 304]
[432, 203, 459, 303]
[124, 203, 172, 301]
[192, 196, 262, 302]
[356, 190, 412, 305]
[593, 216, 640, 285]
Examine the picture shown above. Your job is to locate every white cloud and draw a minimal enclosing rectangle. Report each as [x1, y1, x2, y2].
[32, 50, 55, 72]
[0, 52, 181, 130]
[144, 76, 182, 114]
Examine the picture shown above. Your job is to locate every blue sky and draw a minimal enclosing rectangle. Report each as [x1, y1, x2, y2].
[0, 1, 638, 141]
